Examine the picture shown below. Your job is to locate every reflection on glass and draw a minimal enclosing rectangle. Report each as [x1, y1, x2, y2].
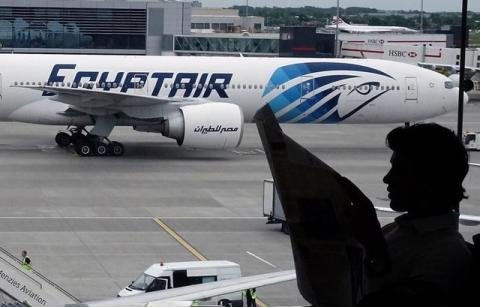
[0, 7, 146, 50]
[130, 273, 155, 291]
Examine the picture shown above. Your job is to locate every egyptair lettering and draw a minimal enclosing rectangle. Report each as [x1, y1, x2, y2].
[44, 65, 233, 98]
[43, 64, 76, 96]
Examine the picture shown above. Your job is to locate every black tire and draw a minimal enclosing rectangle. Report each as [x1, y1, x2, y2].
[70, 133, 83, 144]
[93, 142, 108, 156]
[108, 142, 124, 156]
[218, 299, 232, 307]
[55, 132, 71, 147]
[74, 140, 92, 157]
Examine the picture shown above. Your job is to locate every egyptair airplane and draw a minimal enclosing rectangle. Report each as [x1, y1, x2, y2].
[0, 54, 464, 156]
[326, 16, 418, 34]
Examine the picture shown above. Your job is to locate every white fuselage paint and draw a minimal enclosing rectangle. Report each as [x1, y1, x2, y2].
[0, 54, 462, 126]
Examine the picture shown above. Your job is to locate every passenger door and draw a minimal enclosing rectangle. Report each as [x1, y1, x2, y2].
[405, 77, 418, 102]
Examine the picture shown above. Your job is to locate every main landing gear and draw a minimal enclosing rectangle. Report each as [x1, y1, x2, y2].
[55, 127, 124, 157]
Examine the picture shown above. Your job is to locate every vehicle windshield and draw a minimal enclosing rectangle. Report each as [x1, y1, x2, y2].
[130, 273, 155, 291]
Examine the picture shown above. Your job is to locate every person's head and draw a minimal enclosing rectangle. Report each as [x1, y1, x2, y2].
[22, 250, 27, 257]
[383, 123, 468, 216]
[25, 257, 30, 265]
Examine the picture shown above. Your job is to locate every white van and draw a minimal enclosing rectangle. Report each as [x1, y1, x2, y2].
[118, 261, 243, 306]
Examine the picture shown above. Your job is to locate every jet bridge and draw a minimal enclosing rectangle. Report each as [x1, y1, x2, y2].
[0, 247, 79, 307]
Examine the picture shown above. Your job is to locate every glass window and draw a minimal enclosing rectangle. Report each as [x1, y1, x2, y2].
[130, 273, 155, 291]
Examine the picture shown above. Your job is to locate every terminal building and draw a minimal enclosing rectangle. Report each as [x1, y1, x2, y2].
[0, 0, 190, 55]
[0, 0, 457, 58]
[191, 7, 264, 34]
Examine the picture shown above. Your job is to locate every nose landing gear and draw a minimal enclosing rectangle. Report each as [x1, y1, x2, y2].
[55, 127, 124, 157]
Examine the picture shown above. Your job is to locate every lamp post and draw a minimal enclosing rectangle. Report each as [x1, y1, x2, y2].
[420, 0, 424, 32]
[457, 0, 468, 139]
[335, 0, 340, 57]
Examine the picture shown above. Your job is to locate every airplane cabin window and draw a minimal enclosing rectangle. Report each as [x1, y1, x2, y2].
[243, 84, 246, 89]
[397, 86, 400, 90]
[14, 81, 17, 86]
[254, 85, 257, 89]
[260, 85, 263, 89]
[164, 84, 168, 88]
[282, 85, 286, 89]
[248, 85, 252, 89]
[181, 84, 185, 89]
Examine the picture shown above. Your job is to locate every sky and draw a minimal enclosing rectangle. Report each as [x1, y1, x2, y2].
[195, 1, 480, 12]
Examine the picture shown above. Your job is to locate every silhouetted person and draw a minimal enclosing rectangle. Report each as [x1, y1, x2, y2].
[343, 123, 472, 307]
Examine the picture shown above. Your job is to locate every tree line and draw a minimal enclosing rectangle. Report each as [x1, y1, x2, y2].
[231, 6, 480, 31]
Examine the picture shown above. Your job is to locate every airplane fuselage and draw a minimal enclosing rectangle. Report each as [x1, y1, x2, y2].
[0, 54, 460, 125]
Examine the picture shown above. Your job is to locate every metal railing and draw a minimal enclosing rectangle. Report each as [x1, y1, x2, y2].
[0, 246, 80, 303]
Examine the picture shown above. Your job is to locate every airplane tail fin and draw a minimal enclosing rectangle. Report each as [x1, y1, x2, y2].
[332, 16, 348, 25]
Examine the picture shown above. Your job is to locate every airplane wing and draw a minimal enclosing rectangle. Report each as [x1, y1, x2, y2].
[71, 270, 296, 307]
[375, 206, 480, 226]
[12, 84, 212, 120]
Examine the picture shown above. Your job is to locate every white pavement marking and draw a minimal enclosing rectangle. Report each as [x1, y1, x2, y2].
[246, 251, 277, 268]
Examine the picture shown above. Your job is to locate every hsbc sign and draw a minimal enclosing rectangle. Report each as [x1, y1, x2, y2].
[388, 50, 418, 58]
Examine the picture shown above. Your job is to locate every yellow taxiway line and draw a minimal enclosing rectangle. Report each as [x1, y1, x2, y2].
[153, 217, 207, 261]
[153, 216, 268, 307]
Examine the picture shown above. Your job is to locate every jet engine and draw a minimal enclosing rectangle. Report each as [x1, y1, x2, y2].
[449, 74, 474, 92]
[156, 103, 244, 149]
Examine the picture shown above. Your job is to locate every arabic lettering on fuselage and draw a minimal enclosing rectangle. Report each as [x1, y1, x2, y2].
[43, 64, 233, 98]
[194, 125, 239, 135]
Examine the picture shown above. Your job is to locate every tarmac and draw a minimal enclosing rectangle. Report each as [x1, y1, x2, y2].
[1, 102, 480, 306]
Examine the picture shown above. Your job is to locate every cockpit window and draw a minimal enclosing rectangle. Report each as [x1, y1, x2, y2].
[130, 273, 155, 290]
[444, 81, 454, 89]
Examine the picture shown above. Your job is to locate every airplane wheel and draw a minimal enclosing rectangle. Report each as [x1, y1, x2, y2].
[93, 142, 108, 156]
[74, 140, 92, 157]
[108, 142, 124, 156]
[55, 132, 71, 147]
[70, 132, 84, 144]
